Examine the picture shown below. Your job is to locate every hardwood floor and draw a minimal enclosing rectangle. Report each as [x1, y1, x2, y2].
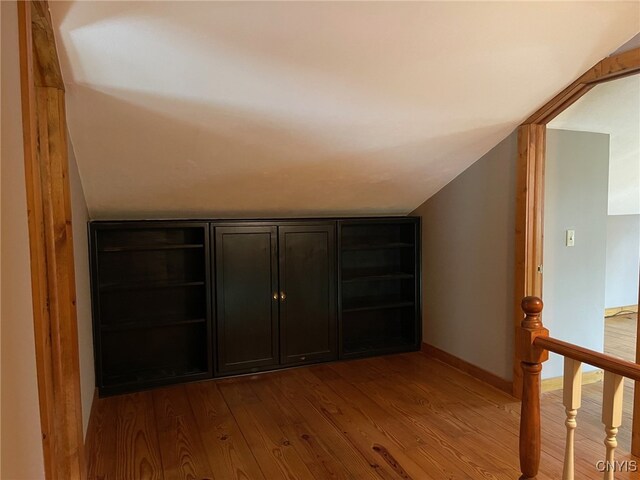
[604, 313, 637, 363]
[86, 350, 640, 479]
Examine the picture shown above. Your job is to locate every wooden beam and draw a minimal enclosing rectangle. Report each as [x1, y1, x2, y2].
[513, 124, 545, 398]
[524, 82, 593, 125]
[17, 4, 55, 478]
[29, 1, 64, 89]
[18, 1, 85, 478]
[524, 47, 640, 125]
[583, 47, 640, 84]
[36, 85, 85, 479]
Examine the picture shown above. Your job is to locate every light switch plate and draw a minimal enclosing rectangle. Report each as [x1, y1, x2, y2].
[566, 229, 575, 247]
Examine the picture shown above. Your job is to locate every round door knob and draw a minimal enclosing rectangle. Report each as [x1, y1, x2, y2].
[280, 292, 286, 301]
[273, 293, 278, 300]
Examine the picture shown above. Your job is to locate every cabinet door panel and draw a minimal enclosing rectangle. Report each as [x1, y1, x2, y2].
[215, 226, 279, 373]
[279, 225, 337, 365]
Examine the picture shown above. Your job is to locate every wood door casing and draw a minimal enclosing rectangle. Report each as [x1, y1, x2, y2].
[514, 49, 640, 403]
[214, 226, 279, 374]
[279, 225, 337, 365]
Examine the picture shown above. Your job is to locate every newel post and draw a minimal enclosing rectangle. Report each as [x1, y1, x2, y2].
[518, 296, 549, 480]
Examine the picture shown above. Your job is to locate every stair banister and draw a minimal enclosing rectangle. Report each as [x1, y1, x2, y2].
[518, 296, 549, 480]
[518, 296, 640, 480]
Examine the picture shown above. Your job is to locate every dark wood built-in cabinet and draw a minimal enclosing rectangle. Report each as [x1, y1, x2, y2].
[90, 217, 420, 395]
[339, 219, 419, 357]
[89, 223, 213, 396]
[215, 226, 279, 374]
[279, 224, 337, 366]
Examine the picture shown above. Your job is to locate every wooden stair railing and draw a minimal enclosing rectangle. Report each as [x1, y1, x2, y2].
[518, 296, 640, 480]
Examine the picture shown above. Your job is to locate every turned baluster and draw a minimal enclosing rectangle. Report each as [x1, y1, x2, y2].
[562, 358, 583, 480]
[602, 371, 624, 480]
[518, 296, 549, 480]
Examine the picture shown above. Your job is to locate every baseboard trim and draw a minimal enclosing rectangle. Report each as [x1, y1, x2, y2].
[605, 305, 638, 317]
[541, 369, 603, 393]
[421, 343, 513, 395]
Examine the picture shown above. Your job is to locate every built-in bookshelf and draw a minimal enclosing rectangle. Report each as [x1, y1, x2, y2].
[90, 223, 212, 395]
[89, 217, 420, 396]
[339, 219, 420, 357]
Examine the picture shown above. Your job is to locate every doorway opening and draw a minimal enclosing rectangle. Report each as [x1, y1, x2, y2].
[539, 73, 640, 450]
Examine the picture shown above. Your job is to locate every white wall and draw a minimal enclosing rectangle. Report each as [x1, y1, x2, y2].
[605, 214, 640, 309]
[543, 129, 610, 379]
[68, 133, 94, 437]
[1, 1, 46, 477]
[411, 131, 517, 381]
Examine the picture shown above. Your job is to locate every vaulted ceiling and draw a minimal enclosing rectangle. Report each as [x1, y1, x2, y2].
[50, 1, 639, 218]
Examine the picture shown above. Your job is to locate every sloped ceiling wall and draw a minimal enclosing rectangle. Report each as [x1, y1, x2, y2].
[50, 1, 639, 218]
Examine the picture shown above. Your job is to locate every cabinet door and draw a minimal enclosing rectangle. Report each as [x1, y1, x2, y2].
[279, 224, 337, 365]
[215, 226, 279, 374]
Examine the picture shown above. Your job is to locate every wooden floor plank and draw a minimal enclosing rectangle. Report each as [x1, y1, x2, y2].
[86, 349, 640, 479]
[218, 379, 319, 480]
[152, 385, 216, 480]
[86, 395, 118, 480]
[184, 381, 266, 480]
[348, 371, 521, 479]
[249, 376, 354, 480]
[396, 350, 604, 479]
[264, 371, 383, 480]
[114, 392, 164, 480]
[292, 366, 438, 480]
[334, 357, 539, 480]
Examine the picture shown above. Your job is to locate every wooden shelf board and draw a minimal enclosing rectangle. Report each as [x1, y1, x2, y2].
[341, 242, 414, 251]
[99, 280, 205, 292]
[342, 300, 414, 313]
[99, 243, 204, 252]
[342, 272, 414, 283]
[101, 318, 206, 332]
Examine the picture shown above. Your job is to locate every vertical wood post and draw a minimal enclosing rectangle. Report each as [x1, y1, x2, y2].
[602, 371, 624, 480]
[562, 358, 583, 480]
[18, 1, 86, 478]
[513, 124, 546, 399]
[518, 296, 549, 480]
